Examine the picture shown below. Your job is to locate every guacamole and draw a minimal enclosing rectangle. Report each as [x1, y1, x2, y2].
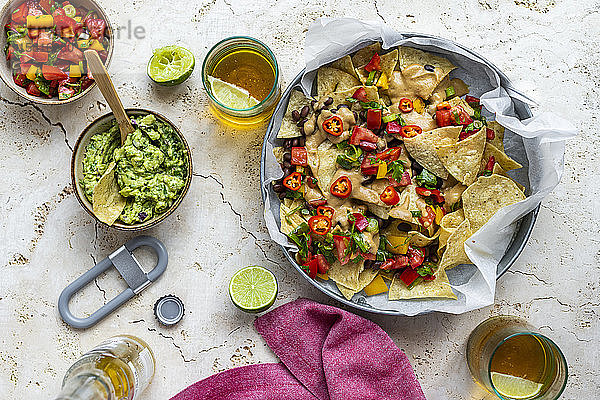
[81, 114, 188, 224]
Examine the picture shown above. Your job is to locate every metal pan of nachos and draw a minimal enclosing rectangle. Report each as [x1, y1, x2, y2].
[261, 35, 539, 314]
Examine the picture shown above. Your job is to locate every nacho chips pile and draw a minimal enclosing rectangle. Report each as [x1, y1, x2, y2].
[272, 44, 526, 301]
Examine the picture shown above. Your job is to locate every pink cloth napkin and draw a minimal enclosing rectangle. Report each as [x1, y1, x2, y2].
[171, 298, 426, 400]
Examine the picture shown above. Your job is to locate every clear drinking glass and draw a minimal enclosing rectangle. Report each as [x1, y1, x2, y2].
[202, 36, 281, 127]
[466, 316, 568, 400]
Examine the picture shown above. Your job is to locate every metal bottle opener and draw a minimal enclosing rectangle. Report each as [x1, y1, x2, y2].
[58, 235, 168, 329]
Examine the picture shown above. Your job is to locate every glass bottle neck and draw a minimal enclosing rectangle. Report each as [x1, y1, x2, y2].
[54, 372, 113, 400]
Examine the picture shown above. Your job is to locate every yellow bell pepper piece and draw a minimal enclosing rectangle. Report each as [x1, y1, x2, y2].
[376, 161, 387, 179]
[77, 39, 91, 49]
[26, 65, 38, 81]
[386, 234, 410, 255]
[375, 72, 389, 90]
[316, 273, 329, 280]
[74, 16, 82, 23]
[26, 15, 53, 28]
[434, 205, 444, 225]
[413, 98, 425, 114]
[69, 65, 82, 78]
[364, 275, 388, 296]
[88, 39, 105, 51]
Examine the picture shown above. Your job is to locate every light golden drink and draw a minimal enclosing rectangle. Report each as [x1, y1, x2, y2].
[466, 316, 567, 400]
[202, 36, 280, 127]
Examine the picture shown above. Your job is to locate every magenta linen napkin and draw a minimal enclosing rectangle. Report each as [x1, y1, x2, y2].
[171, 298, 426, 400]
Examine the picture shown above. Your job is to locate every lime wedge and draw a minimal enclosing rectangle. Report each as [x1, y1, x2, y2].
[491, 372, 544, 399]
[206, 75, 259, 109]
[229, 266, 277, 313]
[147, 45, 195, 86]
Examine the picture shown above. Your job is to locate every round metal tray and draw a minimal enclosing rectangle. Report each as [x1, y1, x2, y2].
[260, 34, 539, 315]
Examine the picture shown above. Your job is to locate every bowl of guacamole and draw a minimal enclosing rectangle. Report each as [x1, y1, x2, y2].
[72, 109, 192, 230]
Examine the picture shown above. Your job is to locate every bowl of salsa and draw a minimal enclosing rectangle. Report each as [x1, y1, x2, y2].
[0, 0, 112, 104]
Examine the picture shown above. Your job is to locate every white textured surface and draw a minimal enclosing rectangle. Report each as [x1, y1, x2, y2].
[0, 1, 598, 399]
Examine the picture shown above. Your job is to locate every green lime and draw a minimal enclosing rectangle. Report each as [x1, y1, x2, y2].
[491, 372, 544, 399]
[147, 46, 195, 86]
[206, 76, 259, 109]
[229, 266, 277, 313]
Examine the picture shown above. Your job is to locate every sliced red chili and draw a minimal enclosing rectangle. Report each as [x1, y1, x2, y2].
[415, 187, 445, 204]
[308, 198, 327, 207]
[418, 206, 436, 229]
[282, 172, 302, 191]
[484, 156, 495, 175]
[316, 206, 334, 220]
[322, 115, 344, 136]
[436, 101, 451, 111]
[486, 127, 495, 140]
[308, 215, 332, 236]
[400, 125, 422, 138]
[398, 98, 414, 113]
[436, 109, 453, 127]
[350, 125, 379, 145]
[333, 235, 350, 265]
[330, 176, 352, 198]
[352, 87, 368, 102]
[380, 186, 400, 205]
[366, 109, 381, 130]
[302, 258, 318, 279]
[360, 155, 381, 176]
[291, 147, 308, 166]
[364, 53, 381, 72]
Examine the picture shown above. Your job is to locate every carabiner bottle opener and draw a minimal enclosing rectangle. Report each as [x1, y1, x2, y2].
[58, 235, 168, 329]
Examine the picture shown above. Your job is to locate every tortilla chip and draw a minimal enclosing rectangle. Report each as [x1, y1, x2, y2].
[336, 268, 379, 300]
[462, 174, 526, 232]
[368, 204, 390, 219]
[351, 42, 382, 67]
[277, 89, 307, 139]
[330, 55, 357, 78]
[92, 162, 126, 225]
[482, 142, 522, 172]
[328, 259, 364, 291]
[397, 46, 456, 77]
[379, 270, 396, 281]
[389, 185, 421, 224]
[492, 164, 526, 192]
[437, 127, 486, 185]
[272, 147, 285, 164]
[438, 209, 465, 253]
[330, 85, 379, 107]
[487, 121, 505, 150]
[403, 126, 462, 179]
[317, 67, 360, 98]
[408, 230, 440, 247]
[439, 219, 472, 271]
[448, 96, 475, 116]
[389, 269, 456, 300]
[315, 141, 343, 194]
[279, 199, 306, 235]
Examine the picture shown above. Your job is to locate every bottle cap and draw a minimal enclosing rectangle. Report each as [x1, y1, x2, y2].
[154, 295, 184, 326]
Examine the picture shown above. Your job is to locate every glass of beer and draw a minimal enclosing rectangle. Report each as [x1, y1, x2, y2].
[466, 316, 567, 400]
[202, 36, 281, 127]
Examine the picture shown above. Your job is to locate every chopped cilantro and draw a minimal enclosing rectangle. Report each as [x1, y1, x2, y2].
[415, 168, 438, 189]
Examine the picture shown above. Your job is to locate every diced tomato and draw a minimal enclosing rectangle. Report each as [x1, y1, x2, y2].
[58, 45, 83, 63]
[376, 147, 401, 162]
[360, 252, 376, 261]
[302, 258, 318, 279]
[352, 87, 368, 102]
[364, 53, 381, 72]
[54, 15, 80, 37]
[26, 0, 43, 15]
[333, 235, 350, 265]
[388, 170, 411, 187]
[358, 140, 377, 152]
[85, 18, 105, 40]
[20, 63, 32, 74]
[407, 246, 424, 269]
[37, 30, 53, 47]
[291, 147, 308, 166]
[26, 81, 41, 96]
[13, 73, 29, 87]
[360, 154, 381, 176]
[395, 255, 410, 268]
[465, 95, 480, 105]
[456, 109, 473, 126]
[38, 0, 52, 13]
[20, 51, 48, 62]
[316, 254, 330, 275]
[486, 127, 495, 140]
[380, 259, 396, 270]
[366, 109, 381, 130]
[350, 126, 379, 146]
[52, 7, 66, 16]
[12, 2, 29, 24]
[42, 65, 68, 81]
[399, 267, 420, 286]
[386, 120, 403, 135]
[436, 109, 454, 127]
[80, 76, 94, 91]
[459, 129, 477, 141]
[352, 213, 369, 232]
[58, 80, 76, 100]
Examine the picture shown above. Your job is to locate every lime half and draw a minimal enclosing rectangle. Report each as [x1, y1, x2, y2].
[206, 76, 259, 109]
[147, 46, 195, 86]
[229, 266, 277, 313]
[491, 372, 544, 399]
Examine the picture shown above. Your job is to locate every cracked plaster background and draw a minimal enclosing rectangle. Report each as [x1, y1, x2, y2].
[0, 0, 599, 399]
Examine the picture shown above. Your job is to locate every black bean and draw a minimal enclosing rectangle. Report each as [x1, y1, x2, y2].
[397, 222, 412, 232]
[353, 111, 359, 121]
[387, 138, 402, 147]
[283, 152, 292, 162]
[364, 260, 374, 269]
[380, 218, 391, 230]
[283, 160, 292, 169]
[273, 184, 284, 193]
[291, 110, 301, 122]
[298, 137, 305, 146]
[372, 128, 382, 136]
[284, 139, 292, 149]
[299, 126, 305, 136]
[292, 138, 300, 147]
[283, 167, 293, 176]
[278, 192, 286, 199]
[296, 118, 307, 127]
[412, 161, 423, 174]
[300, 105, 310, 118]
[430, 254, 439, 263]
[424, 64, 435, 72]
[324, 97, 333, 106]
[337, 104, 349, 110]
[359, 110, 366, 121]
[434, 177, 443, 189]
